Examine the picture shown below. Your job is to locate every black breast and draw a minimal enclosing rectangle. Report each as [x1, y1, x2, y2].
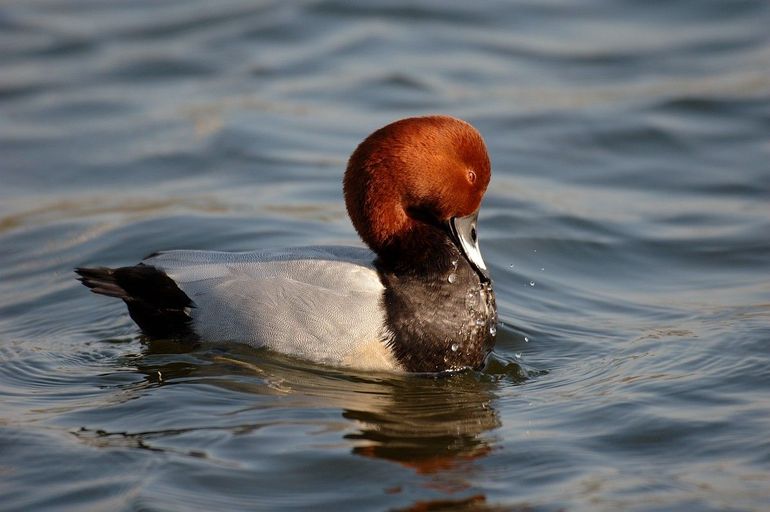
[377, 245, 497, 373]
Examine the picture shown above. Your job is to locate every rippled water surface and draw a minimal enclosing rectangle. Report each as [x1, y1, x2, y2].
[2, 1, 770, 510]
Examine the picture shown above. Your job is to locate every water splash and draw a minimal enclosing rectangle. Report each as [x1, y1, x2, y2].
[466, 291, 479, 309]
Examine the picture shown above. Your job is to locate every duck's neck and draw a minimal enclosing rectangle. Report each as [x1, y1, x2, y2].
[373, 223, 497, 373]
[374, 222, 459, 278]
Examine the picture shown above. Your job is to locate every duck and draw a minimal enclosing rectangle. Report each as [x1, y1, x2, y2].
[76, 115, 497, 373]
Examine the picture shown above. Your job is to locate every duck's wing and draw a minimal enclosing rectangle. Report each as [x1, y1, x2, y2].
[145, 246, 392, 367]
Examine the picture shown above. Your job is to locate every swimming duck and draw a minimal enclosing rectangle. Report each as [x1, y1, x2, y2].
[76, 115, 497, 372]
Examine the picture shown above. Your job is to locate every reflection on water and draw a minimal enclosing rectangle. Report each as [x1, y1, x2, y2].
[343, 379, 498, 491]
[144, 342, 509, 493]
[43, 340, 525, 510]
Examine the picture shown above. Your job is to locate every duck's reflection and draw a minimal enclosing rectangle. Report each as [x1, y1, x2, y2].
[130, 341, 513, 507]
[341, 374, 499, 493]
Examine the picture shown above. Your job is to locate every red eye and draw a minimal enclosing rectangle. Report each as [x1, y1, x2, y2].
[467, 170, 477, 184]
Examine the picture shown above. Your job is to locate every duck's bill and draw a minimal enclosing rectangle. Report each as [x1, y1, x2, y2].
[448, 211, 490, 282]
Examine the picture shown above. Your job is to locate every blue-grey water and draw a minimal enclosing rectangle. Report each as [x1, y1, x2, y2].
[1, 1, 769, 511]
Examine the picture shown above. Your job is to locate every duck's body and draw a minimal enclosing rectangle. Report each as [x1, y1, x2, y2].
[77, 115, 497, 373]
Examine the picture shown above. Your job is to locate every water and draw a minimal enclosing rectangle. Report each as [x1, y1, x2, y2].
[1, 1, 769, 510]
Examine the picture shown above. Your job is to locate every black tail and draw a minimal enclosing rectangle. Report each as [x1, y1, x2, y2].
[75, 264, 196, 339]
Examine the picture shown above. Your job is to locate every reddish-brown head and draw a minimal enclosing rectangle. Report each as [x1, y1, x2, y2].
[343, 116, 491, 255]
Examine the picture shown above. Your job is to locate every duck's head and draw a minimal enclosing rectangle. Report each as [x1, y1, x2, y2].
[343, 115, 492, 281]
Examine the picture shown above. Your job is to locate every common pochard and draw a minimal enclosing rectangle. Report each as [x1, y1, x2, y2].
[76, 115, 497, 372]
